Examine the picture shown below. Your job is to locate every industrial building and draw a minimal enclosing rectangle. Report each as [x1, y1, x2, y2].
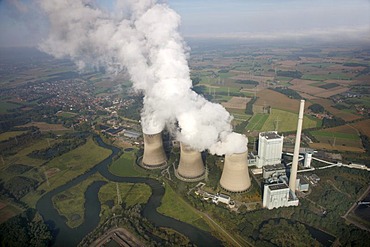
[257, 131, 284, 168]
[176, 143, 205, 181]
[142, 131, 168, 169]
[220, 151, 251, 192]
[263, 183, 299, 209]
[262, 100, 305, 209]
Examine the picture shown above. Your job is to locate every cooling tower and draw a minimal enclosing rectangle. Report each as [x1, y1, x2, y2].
[177, 143, 205, 180]
[220, 151, 251, 192]
[142, 132, 167, 169]
[289, 100, 305, 193]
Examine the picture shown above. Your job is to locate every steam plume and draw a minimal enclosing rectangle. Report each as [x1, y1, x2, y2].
[38, 0, 247, 155]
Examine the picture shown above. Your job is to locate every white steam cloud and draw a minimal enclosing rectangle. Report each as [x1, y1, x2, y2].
[38, 0, 247, 155]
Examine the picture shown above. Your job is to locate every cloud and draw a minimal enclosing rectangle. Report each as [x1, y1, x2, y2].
[38, 0, 248, 155]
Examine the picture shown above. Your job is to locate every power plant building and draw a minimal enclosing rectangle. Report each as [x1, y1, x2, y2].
[220, 151, 251, 192]
[263, 183, 299, 209]
[257, 131, 284, 168]
[142, 132, 167, 169]
[176, 143, 205, 181]
[263, 100, 306, 210]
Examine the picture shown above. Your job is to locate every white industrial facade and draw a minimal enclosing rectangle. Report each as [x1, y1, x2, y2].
[257, 131, 283, 168]
[263, 183, 299, 209]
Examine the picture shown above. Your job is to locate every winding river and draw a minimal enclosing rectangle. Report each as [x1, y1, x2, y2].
[36, 136, 222, 247]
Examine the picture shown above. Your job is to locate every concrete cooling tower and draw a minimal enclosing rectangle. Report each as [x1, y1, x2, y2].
[176, 143, 205, 181]
[142, 132, 167, 169]
[220, 151, 251, 192]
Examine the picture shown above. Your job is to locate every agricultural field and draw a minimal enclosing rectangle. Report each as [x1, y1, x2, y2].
[309, 126, 364, 152]
[22, 137, 112, 207]
[221, 96, 249, 110]
[352, 119, 370, 138]
[255, 89, 312, 112]
[289, 79, 349, 99]
[0, 101, 20, 113]
[1, 137, 61, 176]
[312, 98, 362, 122]
[0, 201, 23, 224]
[56, 111, 77, 118]
[20, 122, 70, 132]
[246, 109, 319, 133]
[0, 131, 27, 142]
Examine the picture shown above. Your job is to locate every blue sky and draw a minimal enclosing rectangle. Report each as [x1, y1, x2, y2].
[168, 0, 370, 40]
[0, 0, 369, 47]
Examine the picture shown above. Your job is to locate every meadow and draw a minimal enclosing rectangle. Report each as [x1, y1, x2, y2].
[309, 126, 364, 152]
[158, 182, 210, 232]
[22, 137, 112, 207]
[0, 130, 27, 142]
[246, 109, 319, 133]
[109, 149, 150, 178]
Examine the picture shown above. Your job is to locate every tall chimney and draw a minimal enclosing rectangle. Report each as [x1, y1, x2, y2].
[289, 100, 305, 193]
[142, 131, 167, 169]
[177, 143, 205, 180]
[220, 151, 251, 192]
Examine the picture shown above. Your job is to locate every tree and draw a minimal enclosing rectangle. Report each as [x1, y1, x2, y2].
[308, 103, 324, 113]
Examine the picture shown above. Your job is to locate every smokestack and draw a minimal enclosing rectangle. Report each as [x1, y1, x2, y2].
[142, 131, 167, 169]
[289, 100, 305, 193]
[220, 151, 251, 192]
[176, 143, 205, 180]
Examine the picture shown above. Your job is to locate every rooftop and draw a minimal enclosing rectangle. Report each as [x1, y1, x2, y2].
[268, 183, 289, 191]
[263, 163, 286, 172]
[260, 131, 282, 140]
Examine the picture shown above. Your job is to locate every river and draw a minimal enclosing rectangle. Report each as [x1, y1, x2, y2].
[36, 136, 222, 247]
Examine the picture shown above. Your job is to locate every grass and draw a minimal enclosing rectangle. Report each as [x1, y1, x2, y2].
[1, 138, 61, 178]
[52, 173, 105, 228]
[0, 200, 24, 224]
[247, 114, 269, 131]
[310, 130, 359, 140]
[98, 181, 151, 223]
[259, 109, 319, 132]
[22, 137, 112, 208]
[109, 150, 149, 178]
[309, 129, 363, 151]
[158, 182, 210, 232]
[40, 137, 112, 190]
[0, 101, 20, 113]
[57, 111, 77, 118]
[0, 131, 27, 142]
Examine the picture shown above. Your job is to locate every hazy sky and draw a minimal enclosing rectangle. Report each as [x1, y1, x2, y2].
[0, 0, 369, 47]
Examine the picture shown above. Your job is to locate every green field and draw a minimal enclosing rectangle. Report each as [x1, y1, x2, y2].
[260, 109, 320, 132]
[0, 201, 24, 224]
[302, 72, 351, 81]
[0, 101, 20, 113]
[52, 173, 105, 228]
[309, 130, 363, 149]
[158, 182, 210, 232]
[98, 181, 151, 223]
[246, 114, 269, 131]
[21, 138, 112, 208]
[0, 131, 27, 142]
[1, 138, 61, 177]
[109, 150, 149, 177]
[57, 111, 77, 118]
[42, 137, 112, 190]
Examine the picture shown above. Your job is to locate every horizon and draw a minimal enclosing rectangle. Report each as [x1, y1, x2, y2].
[0, 0, 369, 47]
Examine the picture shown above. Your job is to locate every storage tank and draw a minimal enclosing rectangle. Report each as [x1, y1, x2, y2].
[142, 131, 167, 169]
[220, 151, 251, 192]
[177, 143, 205, 180]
